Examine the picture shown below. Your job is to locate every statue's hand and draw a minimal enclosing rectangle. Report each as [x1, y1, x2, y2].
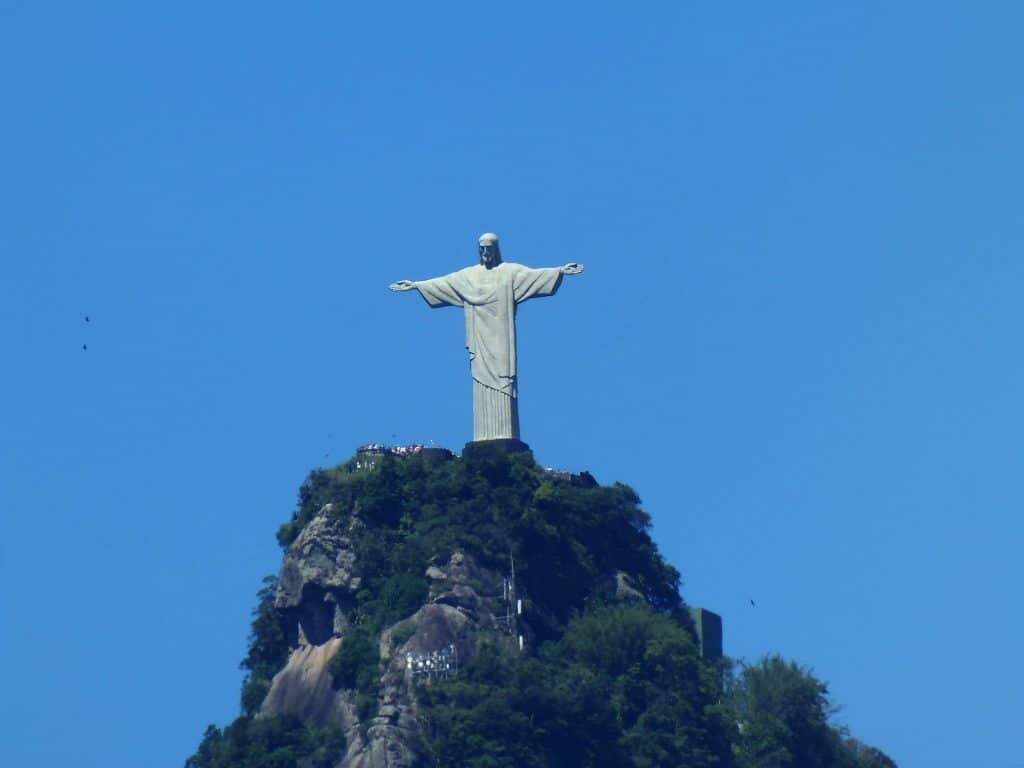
[389, 280, 416, 292]
[560, 262, 584, 275]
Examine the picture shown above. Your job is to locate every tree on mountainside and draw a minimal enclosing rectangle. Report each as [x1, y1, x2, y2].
[725, 655, 896, 768]
[239, 575, 289, 716]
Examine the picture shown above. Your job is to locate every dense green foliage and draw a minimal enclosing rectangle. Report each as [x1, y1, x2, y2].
[185, 716, 344, 768]
[418, 602, 730, 768]
[724, 656, 897, 768]
[187, 448, 896, 767]
[239, 575, 290, 716]
[327, 624, 381, 722]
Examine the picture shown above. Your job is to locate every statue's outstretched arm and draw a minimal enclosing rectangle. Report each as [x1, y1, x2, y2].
[560, 263, 584, 275]
[391, 274, 464, 308]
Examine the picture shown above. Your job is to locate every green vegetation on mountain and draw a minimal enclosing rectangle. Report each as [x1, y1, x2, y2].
[185, 717, 344, 768]
[724, 656, 897, 768]
[239, 575, 290, 717]
[277, 448, 681, 631]
[186, 447, 895, 767]
[417, 602, 727, 768]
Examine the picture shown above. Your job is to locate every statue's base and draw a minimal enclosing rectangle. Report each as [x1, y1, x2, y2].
[462, 438, 533, 460]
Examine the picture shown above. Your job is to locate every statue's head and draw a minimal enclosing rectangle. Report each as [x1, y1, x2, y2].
[478, 232, 502, 268]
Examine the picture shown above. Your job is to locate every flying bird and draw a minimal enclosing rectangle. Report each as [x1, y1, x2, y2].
[82, 344, 88, 351]
[84, 315, 90, 322]
[750, 599, 756, 607]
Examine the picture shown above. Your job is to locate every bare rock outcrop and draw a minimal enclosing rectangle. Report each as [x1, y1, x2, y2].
[276, 504, 362, 645]
[262, 503, 510, 768]
[612, 571, 646, 603]
[260, 638, 345, 726]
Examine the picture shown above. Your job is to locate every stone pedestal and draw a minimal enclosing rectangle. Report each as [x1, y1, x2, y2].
[462, 438, 532, 462]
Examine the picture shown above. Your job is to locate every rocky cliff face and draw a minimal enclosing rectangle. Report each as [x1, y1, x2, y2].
[262, 502, 517, 768]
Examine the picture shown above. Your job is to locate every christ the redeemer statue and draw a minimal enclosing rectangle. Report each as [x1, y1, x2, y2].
[390, 232, 584, 443]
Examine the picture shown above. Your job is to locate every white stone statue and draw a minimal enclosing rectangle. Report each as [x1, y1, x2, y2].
[390, 233, 584, 442]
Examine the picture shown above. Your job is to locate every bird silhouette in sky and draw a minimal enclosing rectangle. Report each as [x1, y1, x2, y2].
[82, 344, 87, 351]
[750, 599, 756, 607]
[84, 315, 90, 322]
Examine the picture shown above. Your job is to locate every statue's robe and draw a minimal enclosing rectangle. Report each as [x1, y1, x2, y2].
[413, 262, 563, 441]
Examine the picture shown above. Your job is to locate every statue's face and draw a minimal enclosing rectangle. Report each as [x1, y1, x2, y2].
[478, 243, 502, 268]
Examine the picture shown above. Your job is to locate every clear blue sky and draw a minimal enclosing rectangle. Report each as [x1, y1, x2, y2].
[2, 3, 1021, 766]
